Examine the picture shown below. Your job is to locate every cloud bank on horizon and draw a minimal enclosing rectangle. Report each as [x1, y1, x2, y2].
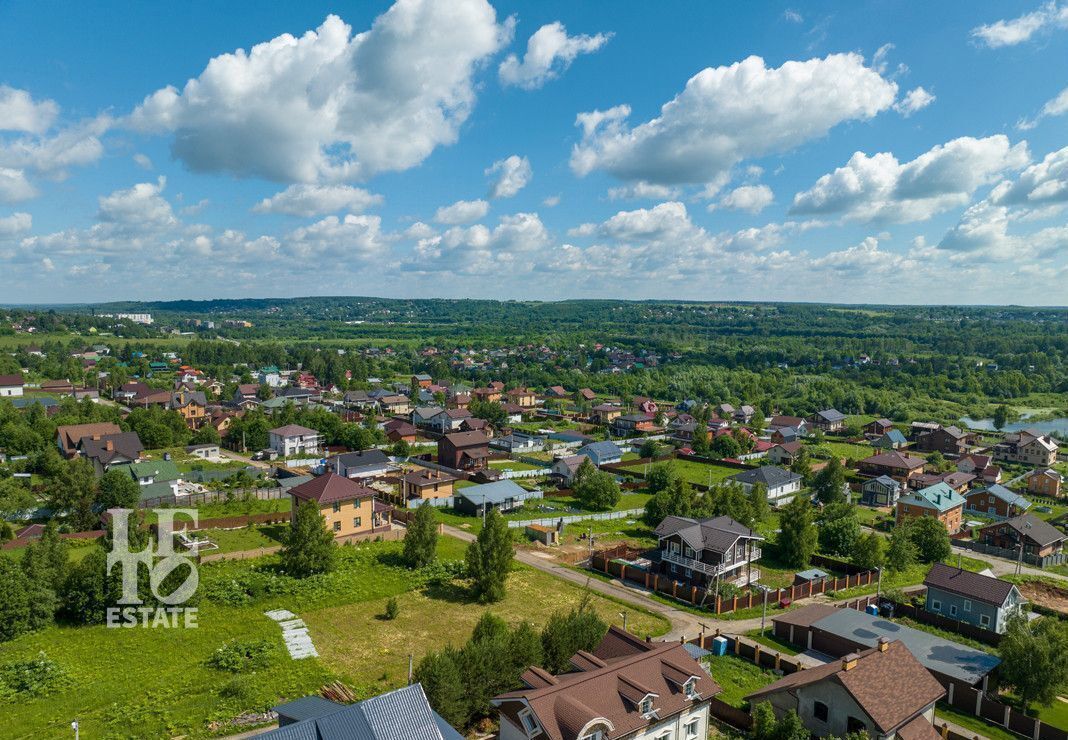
[1, 0, 1066, 305]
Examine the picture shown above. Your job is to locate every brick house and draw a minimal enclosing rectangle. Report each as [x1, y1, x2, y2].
[979, 514, 1066, 558]
[895, 482, 964, 533]
[1027, 468, 1062, 498]
[400, 469, 456, 505]
[914, 425, 971, 456]
[288, 472, 391, 541]
[963, 484, 1031, 519]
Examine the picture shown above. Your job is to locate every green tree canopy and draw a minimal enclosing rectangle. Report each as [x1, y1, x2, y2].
[403, 501, 439, 569]
[280, 500, 336, 578]
[777, 496, 818, 568]
[465, 509, 513, 603]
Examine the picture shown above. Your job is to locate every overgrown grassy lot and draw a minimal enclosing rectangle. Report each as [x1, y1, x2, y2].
[702, 654, 778, 707]
[665, 459, 743, 487]
[0, 536, 668, 738]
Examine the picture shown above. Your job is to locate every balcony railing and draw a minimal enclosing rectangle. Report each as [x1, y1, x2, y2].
[660, 548, 762, 577]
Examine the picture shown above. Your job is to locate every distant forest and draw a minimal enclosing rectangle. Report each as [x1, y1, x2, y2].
[4, 297, 1066, 424]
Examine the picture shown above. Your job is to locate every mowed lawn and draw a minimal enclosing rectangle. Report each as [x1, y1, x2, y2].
[0, 535, 668, 738]
[667, 459, 742, 487]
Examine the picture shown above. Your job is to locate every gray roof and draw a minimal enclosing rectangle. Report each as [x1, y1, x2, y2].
[810, 608, 1000, 684]
[333, 449, 390, 469]
[458, 479, 530, 505]
[864, 475, 900, 490]
[924, 563, 1018, 607]
[261, 684, 461, 740]
[654, 514, 764, 555]
[968, 484, 1031, 510]
[729, 465, 801, 489]
[983, 514, 1065, 548]
[813, 408, 846, 423]
[577, 440, 623, 462]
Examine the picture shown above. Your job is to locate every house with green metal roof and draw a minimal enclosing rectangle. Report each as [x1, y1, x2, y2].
[126, 460, 181, 486]
[896, 481, 965, 533]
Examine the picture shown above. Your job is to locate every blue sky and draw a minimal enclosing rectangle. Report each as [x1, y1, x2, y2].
[1, 0, 1066, 304]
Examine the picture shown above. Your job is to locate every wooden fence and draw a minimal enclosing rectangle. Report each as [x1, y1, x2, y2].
[589, 544, 880, 615]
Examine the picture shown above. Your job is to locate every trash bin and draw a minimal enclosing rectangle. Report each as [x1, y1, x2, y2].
[866, 604, 879, 616]
[880, 602, 895, 618]
[711, 636, 728, 656]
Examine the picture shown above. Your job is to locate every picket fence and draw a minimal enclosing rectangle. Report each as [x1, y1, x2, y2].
[505, 507, 644, 529]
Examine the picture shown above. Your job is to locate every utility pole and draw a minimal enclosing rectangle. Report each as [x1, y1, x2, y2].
[876, 567, 883, 599]
[620, 611, 628, 632]
[71, 721, 79, 740]
[1016, 542, 1024, 576]
[408, 654, 413, 685]
[761, 586, 769, 636]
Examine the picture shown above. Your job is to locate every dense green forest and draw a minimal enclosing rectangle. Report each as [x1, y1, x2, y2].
[3, 298, 1066, 423]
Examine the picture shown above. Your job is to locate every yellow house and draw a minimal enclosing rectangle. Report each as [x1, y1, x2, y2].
[400, 468, 456, 505]
[288, 472, 392, 540]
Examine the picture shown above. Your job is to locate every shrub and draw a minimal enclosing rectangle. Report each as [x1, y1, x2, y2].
[0, 653, 70, 697]
[207, 639, 278, 673]
[384, 597, 400, 620]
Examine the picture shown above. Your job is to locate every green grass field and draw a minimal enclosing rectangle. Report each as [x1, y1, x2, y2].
[809, 440, 875, 461]
[702, 654, 779, 707]
[665, 459, 743, 487]
[0, 535, 668, 738]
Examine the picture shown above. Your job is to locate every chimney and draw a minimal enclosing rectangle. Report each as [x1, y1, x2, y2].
[878, 638, 889, 652]
[842, 653, 859, 670]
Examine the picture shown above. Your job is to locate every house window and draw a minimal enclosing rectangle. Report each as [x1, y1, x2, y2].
[980, 614, 991, 627]
[332, 501, 341, 513]
[640, 697, 654, 716]
[950, 604, 958, 617]
[931, 599, 942, 612]
[964, 599, 972, 612]
[353, 517, 362, 528]
[686, 718, 700, 738]
[813, 701, 829, 722]
[518, 709, 539, 736]
[847, 717, 867, 734]
[332, 521, 341, 532]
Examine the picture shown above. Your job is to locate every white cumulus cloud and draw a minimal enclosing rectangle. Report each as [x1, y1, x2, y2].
[129, 1, 511, 183]
[1018, 86, 1068, 130]
[712, 184, 775, 214]
[971, 2, 1068, 47]
[252, 184, 383, 216]
[498, 22, 611, 89]
[570, 53, 897, 185]
[989, 144, 1068, 207]
[97, 176, 177, 229]
[894, 86, 936, 116]
[790, 135, 1030, 223]
[0, 167, 37, 204]
[486, 155, 532, 198]
[0, 212, 31, 237]
[434, 198, 490, 224]
[0, 86, 58, 134]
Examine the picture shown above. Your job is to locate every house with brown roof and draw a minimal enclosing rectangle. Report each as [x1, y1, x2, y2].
[769, 415, 807, 435]
[578, 388, 596, 402]
[545, 385, 568, 398]
[288, 472, 391, 541]
[745, 640, 944, 740]
[400, 468, 456, 505]
[268, 424, 322, 457]
[591, 403, 623, 424]
[80, 432, 145, 476]
[1027, 467, 1062, 498]
[978, 514, 1066, 559]
[864, 418, 895, 438]
[438, 430, 490, 471]
[0, 373, 24, 397]
[169, 389, 207, 429]
[492, 626, 719, 740]
[956, 454, 1001, 485]
[766, 441, 803, 466]
[384, 419, 417, 444]
[56, 422, 122, 458]
[993, 430, 1059, 467]
[923, 563, 1026, 634]
[914, 425, 971, 456]
[40, 379, 75, 396]
[506, 387, 537, 408]
[858, 450, 926, 485]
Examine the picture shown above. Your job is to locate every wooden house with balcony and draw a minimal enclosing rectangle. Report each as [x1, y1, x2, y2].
[653, 515, 764, 587]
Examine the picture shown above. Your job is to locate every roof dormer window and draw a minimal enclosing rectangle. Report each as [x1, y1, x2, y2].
[684, 677, 698, 699]
[640, 696, 654, 716]
[518, 708, 540, 737]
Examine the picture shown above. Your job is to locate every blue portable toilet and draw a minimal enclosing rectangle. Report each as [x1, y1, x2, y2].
[865, 603, 879, 616]
[711, 636, 728, 656]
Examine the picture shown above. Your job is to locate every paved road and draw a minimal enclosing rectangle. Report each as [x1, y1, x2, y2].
[441, 524, 766, 641]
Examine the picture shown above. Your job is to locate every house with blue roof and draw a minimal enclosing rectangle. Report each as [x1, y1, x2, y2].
[896, 482, 965, 533]
[454, 479, 542, 516]
[575, 440, 623, 467]
[259, 683, 462, 740]
[871, 428, 908, 450]
[963, 484, 1031, 520]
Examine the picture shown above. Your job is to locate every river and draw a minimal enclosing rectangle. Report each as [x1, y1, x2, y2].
[959, 415, 1068, 440]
